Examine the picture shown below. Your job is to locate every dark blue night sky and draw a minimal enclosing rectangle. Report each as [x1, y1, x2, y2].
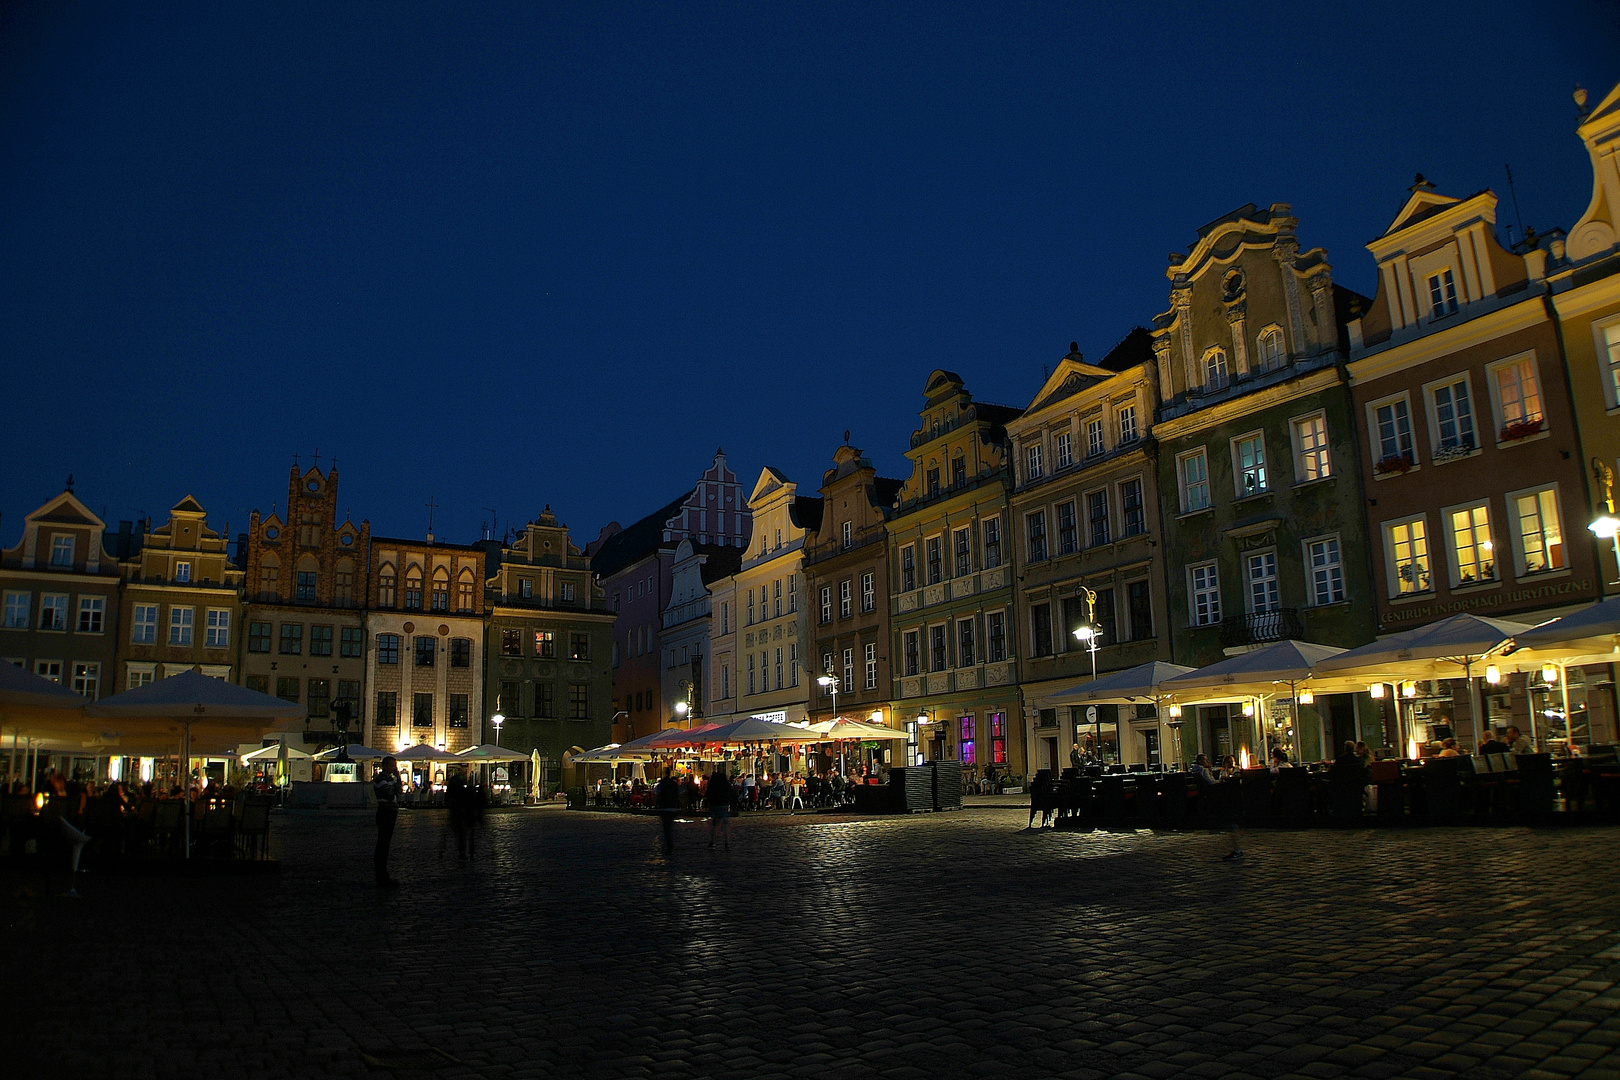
[2, 2, 1615, 547]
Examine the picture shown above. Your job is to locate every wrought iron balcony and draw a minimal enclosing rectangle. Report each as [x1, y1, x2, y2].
[1219, 607, 1302, 648]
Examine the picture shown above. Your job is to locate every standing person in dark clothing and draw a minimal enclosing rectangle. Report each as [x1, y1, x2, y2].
[654, 768, 681, 854]
[704, 768, 736, 851]
[373, 757, 402, 887]
[446, 772, 469, 859]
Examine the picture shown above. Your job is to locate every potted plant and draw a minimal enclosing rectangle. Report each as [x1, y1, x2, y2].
[1500, 418, 1545, 442]
[1373, 453, 1415, 475]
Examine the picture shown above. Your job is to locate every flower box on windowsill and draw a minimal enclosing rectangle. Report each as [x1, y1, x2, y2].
[1373, 454, 1416, 476]
[1430, 442, 1478, 466]
[1499, 419, 1545, 442]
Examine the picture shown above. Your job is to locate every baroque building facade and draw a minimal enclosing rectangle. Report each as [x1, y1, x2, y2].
[1006, 334, 1174, 770]
[1151, 204, 1376, 763]
[886, 371, 1026, 777]
[241, 464, 370, 740]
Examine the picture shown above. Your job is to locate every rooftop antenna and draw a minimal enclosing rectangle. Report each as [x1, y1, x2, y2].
[65, 473, 74, 494]
[425, 496, 439, 542]
[1504, 164, 1527, 245]
[482, 507, 498, 542]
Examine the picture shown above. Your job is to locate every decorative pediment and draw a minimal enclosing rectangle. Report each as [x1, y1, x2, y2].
[171, 495, 207, 516]
[748, 466, 792, 505]
[1383, 187, 1463, 236]
[28, 491, 105, 530]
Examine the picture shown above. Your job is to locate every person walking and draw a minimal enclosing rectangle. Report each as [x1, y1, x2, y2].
[705, 767, 736, 850]
[654, 767, 681, 854]
[372, 757, 402, 887]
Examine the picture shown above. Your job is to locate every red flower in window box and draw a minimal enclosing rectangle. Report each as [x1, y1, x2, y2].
[1499, 418, 1545, 442]
[1373, 453, 1415, 475]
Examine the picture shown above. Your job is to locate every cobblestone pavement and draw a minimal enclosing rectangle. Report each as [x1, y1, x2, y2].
[7, 808, 1620, 1080]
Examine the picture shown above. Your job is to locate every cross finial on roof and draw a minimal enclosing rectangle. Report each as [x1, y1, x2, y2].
[312, 448, 320, 470]
[65, 473, 74, 493]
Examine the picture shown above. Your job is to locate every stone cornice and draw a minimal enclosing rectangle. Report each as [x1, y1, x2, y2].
[1348, 295, 1547, 385]
[1153, 366, 1341, 441]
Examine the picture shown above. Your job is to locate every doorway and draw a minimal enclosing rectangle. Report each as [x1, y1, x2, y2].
[1204, 705, 1231, 762]
[1330, 695, 1357, 758]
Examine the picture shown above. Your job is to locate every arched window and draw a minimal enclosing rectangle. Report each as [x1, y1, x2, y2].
[1203, 348, 1229, 392]
[378, 562, 397, 608]
[258, 553, 280, 602]
[295, 554, 319, 602]
[404, 565, 423, 609]
[1255, 326, 1285, 372]
[431, 567, 450, 612]
[457, 568, 475, 613]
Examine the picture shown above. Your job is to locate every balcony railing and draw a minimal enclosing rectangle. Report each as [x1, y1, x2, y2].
[1219, 607, 1302, 648]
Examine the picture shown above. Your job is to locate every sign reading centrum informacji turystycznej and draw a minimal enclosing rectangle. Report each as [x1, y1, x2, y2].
[1380, 577, 1594, 625]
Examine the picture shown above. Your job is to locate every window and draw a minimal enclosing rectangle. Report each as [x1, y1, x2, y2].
[1255, 327, 1285, 371]
[926, 536, 943, 585]
[720, 602, 729, 635]
[821, 651, 835, 692]
[1119, 478, 1146, 537]
[990, 713, 1007, 764]
[1117, 403, 1138, 443]
[404, 570, 422, 609]
[336, 680, 361, 720]
[947, 455, 964, 488]
[174, 561, 191, 584]
[131, 603, 157, 643]
[341, 627, 364, 658]
[518, 578, 533, 599]
[1087, 491, 1110, 547]
[413, 692, 433, 728]
[927, 467, 940, 498]
[335, 564, 355, 605]
[1234, 434, 1268, 496]
[1025, 443, 1043, 481]
[375, 691, 398, 727]
[446, 637, 468, 667]
[570, 633, 589, 661]
[1061, 596, 1085, 648]
[296, 570, 316, 601]
[307, 679, 331, 720]
[276, 677, 300, 704]
[860, 571, 875, 613]
[1203, 348, 1229, 390]
[278, 623, 302, 654]
[570, 685, 588, 719]
[1246, 552, 1280, 612]
[987, 611, 1007, 662]
[901, 545, 917, 591]
[1056, 501, 1078, 555]
[930, 624, 949, 670]
[3, 592, 28, 629]
[1603, 320, 1620, 406]
[1448, 504, 1496, 586]
[1127, 580, 1153, 641]
[536, 683, 555, 718]
[169, 607, 194, 646]
[34, 660, 61, 683]
[71, 662, 99, 699]
[39, 594, 67, 631]
[1179, 450, 1210, 512]
[378, 567, 396, 608]
[1428, 269, 1458, 318]
[746, 591, 755, 625]
[241, 674, 265, 693]
[304, 623, 329, 656]
[49, 534, 76, 567]
[557, 580, 575, 604]
[1385, 517, 1432, 596]
[839, 580, 852, 618]
[77, 596, 105, 633]
[773, 579, 782, 618]
[535, 630, 555, 658]
[983, 518, 1002, 569]
[904, 630, 920, 676]
[957, 618, 976, 667]
[1491, 355, 1545, 437]
[747, 654, 756, 695]
[1030, 603, 1053, 657]
[431, 574, 449, 612]
[1292, 413, 1331, 481]
[787, 575, 796, 612]
[377, 633, 400, 664]
[775, 646, 784, 690]
[960, 715, 976, 764]
[1054, 431, 1073, 469]
[1189, 563, 1221, 626]
[1429, 377, 1476, 452]
[448, 694, 469, 728]
[1086, 417, 1105, 458]
[415, 635, 436, 666]
[1306, 537, 1345, 606]
[820, 585, 832, 624]
[842, 647, 854, 692]
[953, 527, 972, 576]
[842, 521, 853, 548]
[1372, 396, 1415, 466]
[864, 643, 877, 689]
[1026, 511, 1048, 562]
[720, 666, 729, 700]
[205, 609, 230, 649]
[502, 628, 523, 657]
[1513, 487, 1565, 575]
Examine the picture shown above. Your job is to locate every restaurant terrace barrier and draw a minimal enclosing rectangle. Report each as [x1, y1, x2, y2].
[1050, 750, 1620, 831]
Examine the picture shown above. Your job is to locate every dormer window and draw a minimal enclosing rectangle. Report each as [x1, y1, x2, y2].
[175, 561, 192, 583]
[841, 522, 852, 548]
[1428, 270, 1459, 319]
[49, 535, 75, 567]
[1203, 349, 1230, 392]
[519, 578, 532, 599]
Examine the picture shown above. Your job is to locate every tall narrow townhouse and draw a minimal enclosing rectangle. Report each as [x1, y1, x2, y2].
[659, 539, 740, 728]
[117, 497, 244, 688]
[802, 441, 906, 769]
[0, 490, 121, 701]
[362, 535, 486, 759]
[241, 464, 370, 743]
[886, 371, 1026, 778]
[587, 449, 750, 742]
[1007, 333, 1175, 771]
[1347, 178, 1603, 749]
[1152, 204, 1376, 763]
[723, 468, 819, 728]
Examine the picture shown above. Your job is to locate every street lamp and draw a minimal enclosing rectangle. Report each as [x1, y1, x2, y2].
[490, 712, 505, 747]
[674, 700, 689, 730]
[817, 673, 839, 723]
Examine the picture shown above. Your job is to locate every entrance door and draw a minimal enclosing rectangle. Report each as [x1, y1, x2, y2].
[1042, 737, 1058, 773]
[1330, 695, 1357, 757]
[1141, 729, 1160, 767]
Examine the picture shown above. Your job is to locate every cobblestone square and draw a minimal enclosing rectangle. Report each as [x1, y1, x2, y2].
[7, 809, 1620, 1079]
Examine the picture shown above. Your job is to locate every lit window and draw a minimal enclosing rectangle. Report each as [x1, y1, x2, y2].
[1293, 414, 1331, 481]
[1234, 434, 1267, 496]
[1514, 488, 1565, 575]
[990, 712, 1007, 764]
[1492, 356, 1544, 437]
[864, 642, 877, 689]
[960, 715, 976, 764]
[1385, 518, 1431, 597]
[1179, 449, 1210, 512]
[1306, 537, 1345, 606]
[1189, 563, 1221, 626]
[1448, 504, 1496, 586]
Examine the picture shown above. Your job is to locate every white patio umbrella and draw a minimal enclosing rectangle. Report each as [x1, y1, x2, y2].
[313, 743, 388, 761]
[1046, 660, 1196, 766]
[1162, 641, 1348, 763]
[1502, 598, 1620, 749]
[458, 743, 532, 762]
[393, 744, 462, 763]
[239, 743, 314, 762]
[84, 669, 303, 858]
[1315, 613, 1534, 752]
[0, 660, 88, 791]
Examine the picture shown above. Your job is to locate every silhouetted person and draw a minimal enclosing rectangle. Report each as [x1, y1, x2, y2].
[373, 757, 402, 887]
[705, 768, 736, 850]
[654, 768, 681, 854]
